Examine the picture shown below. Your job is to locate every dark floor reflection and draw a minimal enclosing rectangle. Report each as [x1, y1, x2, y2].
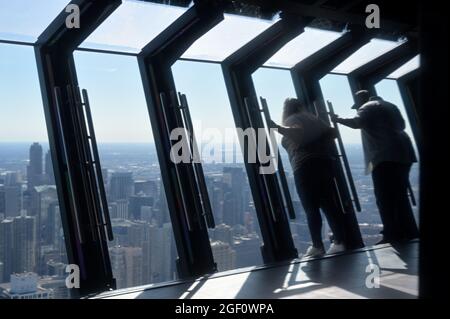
[97, 241, 418, 299]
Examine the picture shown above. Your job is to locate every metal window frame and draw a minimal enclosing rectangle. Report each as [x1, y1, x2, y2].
[396, 69, 422, 151]
[221, 14, 308, 263]
[136, 1, 224, 279]
[347, 39, 419, 95]
[33, 0, 122, 297]
[347, 38, 420, 147]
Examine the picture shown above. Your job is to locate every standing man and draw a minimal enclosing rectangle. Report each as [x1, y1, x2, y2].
[331, 90, 419, 244]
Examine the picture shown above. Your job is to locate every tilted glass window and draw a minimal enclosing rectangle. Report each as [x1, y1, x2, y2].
[332, 38, 404, 74]
[0, 0, 69, 43]
[0, 43, 70, 298]
[172, 60, 264, 271]
[263, 27, 343, 69]
[74, 51, 177, 289]
[80, 0, 187, 53]
[388, 55, 420, 79]
[181, 14, 276, 62]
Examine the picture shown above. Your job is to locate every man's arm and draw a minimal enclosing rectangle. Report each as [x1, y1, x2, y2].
[330, 115, 362, 129]
[267, 119, 304, 138]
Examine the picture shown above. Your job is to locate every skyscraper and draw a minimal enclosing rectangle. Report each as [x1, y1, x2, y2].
[128, 195, 153, 221]
[211, 241, 236, 272]
[0, 185, 5, 218]
[109, 172, 134, 201]
[0, 219, 13, 283]
[4, 185, 21, 218]
[134, 180, 157, 197]
[222, 167, 245, 227]
[12, 215, 37, 274]
[109, 246, 143, 289]
[44, 150, 54, 185]
[27, 143, 43, 191]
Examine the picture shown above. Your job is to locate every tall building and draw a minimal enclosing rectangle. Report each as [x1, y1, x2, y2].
[12, 215, 37, 274]
[44, 150, 54, 185]
[4, 185, 21, 218]
[109, 246, 143, 289]
[134, 180, 157, 197]
[0, 219, 14, 283]
[110, 199, 128, 220]
[0, 185, 5, 218]
[109, 172, 134, 201]
[46, 203, 63, 250]
[128, 195, 153, 221]
[211, 223, 233, 246]
[27, 143, 43, 191]
[29, 185, 58, 251]
[211, 241, 236, 272]
[233, 234, 262, 268]
[222, 167, 245, 227]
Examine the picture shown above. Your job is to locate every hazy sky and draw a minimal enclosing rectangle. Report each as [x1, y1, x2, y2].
[0, 41, 415, 148]
[0, 0, 416, 145]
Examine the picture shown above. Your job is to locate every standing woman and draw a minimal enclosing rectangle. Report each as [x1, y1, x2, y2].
[269, 98, 347, 258]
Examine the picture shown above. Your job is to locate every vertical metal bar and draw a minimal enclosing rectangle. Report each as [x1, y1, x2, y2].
[82, 89, 114, 240]
[65, 85, 98, 240]
[54, 87, 85, 244]
[407, 181, 417, 206]
[178, 93, 216, 228]
[72, 86, 111, 274]
[159, 93, 194, 233]
[169, 91, 204, 230]
[326, 100, 362, 212]
[259, 97, 296, 220]
[243, 97, 278, 224]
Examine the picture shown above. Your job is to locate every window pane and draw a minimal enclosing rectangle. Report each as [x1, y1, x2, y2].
[332, 39, 403, 74]
[0, 0, 69, 43]
[74, 51, 177, 289]
[388, 55, 420, 79]
[0, 43, 69, 298]
[263, 27, 343, 68]
[172, 60, 264, 271]
[80, 0, 187, 53]
[253, 67, 325, 255]
[181, 14, 276, 62]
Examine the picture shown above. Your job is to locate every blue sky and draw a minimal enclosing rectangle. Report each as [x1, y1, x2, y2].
[0, 0, 417, 146]
[0, 43, 414, 146]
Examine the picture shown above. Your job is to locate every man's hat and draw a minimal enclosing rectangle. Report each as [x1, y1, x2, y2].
[351, 90, 370, 109]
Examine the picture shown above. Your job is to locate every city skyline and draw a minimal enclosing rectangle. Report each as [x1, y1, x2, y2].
[1, 123, 420, 296]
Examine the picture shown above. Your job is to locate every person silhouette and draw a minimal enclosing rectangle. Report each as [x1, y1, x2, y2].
[269, 98, 347, 258]
[331, 90, 419, 244]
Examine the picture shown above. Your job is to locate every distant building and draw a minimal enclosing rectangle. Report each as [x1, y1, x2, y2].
[211, 241, 236, 272]
[27, 143, 43, 191]
[12, 215, 37, 274]
[110, 199, 129, 220]
[128, 195, 153, 221]
[109, 172, 133, 201]
[0, 185, 5, 218]
[4, 185, 21, 218]
[0, 219, 13, 282]
[44, 150, 54, 185]
[222, 167, 245, 226]
[0, 273, 53, 299]
[134, 180, 157, 197]
[211, 223, 233, 246]
[233, 234, 262, 268]
[110, 246, 143, 289]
